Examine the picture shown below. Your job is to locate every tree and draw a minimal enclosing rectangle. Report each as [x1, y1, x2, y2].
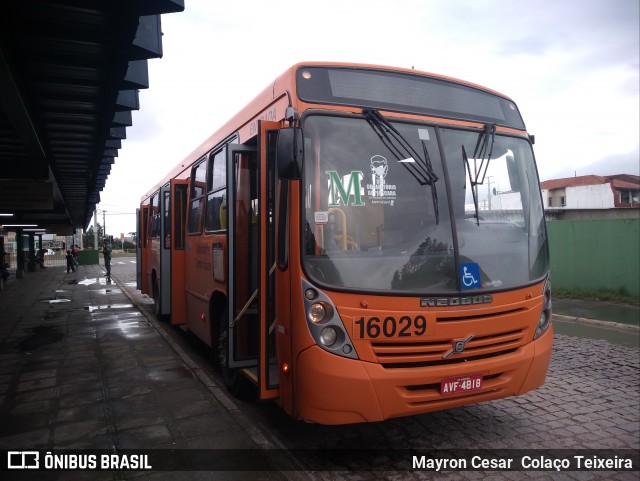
[82, 223, 104, 248]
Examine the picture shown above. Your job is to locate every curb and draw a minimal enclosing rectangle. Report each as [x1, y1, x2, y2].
[553, 314, 640, 333]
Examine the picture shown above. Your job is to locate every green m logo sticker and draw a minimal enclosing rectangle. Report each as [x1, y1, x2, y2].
[326, 170, 365, 207]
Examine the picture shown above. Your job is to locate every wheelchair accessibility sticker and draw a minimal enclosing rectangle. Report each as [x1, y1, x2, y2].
[460, 263, 481, 289]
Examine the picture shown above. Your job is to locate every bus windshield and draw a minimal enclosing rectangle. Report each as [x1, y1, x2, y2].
[302, 113, 548, 294]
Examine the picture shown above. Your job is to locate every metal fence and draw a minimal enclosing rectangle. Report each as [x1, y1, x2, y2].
[3, 252, 67, 271]
[547, 217, 640, 297]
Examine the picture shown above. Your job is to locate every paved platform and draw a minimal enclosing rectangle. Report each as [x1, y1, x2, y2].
[0, 264, 289, 479]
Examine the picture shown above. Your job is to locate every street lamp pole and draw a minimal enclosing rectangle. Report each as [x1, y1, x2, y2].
[487, 176, 494, 211]
[93, 210, 98, 249]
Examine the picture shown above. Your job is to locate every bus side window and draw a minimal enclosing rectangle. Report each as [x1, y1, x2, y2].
[205, 149, 227, 232]
[149, 192, 160, 239]
[188, 157, 207, 234]
[174, 184, 187, 250]
[163, 189, 171, 248]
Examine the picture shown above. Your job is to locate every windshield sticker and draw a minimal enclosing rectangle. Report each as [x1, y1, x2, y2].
[326, 170, 365, 207]
[314, 211, 328, 225]
[418, 128, 430, 140]
[367, 155, 397, 206]
[460, 263, 481, 289]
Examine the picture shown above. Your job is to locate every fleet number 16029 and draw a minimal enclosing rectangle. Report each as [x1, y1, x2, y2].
[354, 315, 427, 339]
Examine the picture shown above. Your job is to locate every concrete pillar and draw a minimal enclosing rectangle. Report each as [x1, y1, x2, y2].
[28, 233, 36, 272]
[15, 229, 24, 278]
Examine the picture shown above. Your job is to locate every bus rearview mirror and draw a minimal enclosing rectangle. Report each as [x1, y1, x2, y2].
[276, 128, 303, 180]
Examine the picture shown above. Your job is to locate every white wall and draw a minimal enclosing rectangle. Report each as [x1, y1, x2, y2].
[566, 184, 615, 209]
[542, 183, 614, 209]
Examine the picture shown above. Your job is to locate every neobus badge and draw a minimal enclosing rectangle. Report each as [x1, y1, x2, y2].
[420, 295, 493, 307]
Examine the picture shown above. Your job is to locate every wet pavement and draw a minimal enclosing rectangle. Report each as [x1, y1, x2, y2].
[0, 263, 291, 480]
[554, 298, 640, 326]
[553, 298, 639, 348]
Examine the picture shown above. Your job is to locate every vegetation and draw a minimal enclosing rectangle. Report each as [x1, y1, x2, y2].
[552, 287, 639, 305]
[82, 223, 104, 247]
[82, 223, 136, 251]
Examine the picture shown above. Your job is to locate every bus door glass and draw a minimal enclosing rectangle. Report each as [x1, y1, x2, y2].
[159, 183, 171, 318]
[227, 145, 259, 370]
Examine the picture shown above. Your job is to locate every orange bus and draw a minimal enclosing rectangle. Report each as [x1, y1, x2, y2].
[138, 62, 552, 425]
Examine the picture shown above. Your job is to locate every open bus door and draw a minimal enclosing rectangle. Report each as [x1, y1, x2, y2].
[169, 179, 188, 324]
[136, 208, 141, 290]
[138, 205, 150, 294]
[227, 120, 280, 400]
[156, 183, 172, 320]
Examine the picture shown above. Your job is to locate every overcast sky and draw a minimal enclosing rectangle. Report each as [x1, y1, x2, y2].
[97, 0, 639, 237]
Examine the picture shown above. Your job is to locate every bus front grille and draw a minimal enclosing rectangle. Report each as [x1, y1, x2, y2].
[371, 328, 527, 368]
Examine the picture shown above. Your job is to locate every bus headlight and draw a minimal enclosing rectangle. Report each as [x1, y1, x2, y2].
[534, 278, 552, 340]
[320, 327, 337, 346]
[301, 279, 358, 360]
[308, 303, 327, 324]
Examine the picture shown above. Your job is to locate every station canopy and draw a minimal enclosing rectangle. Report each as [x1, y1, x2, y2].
[0, 0, 184, 235]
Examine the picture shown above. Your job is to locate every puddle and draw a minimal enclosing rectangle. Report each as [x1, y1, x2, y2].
[83, 304, 134, 312]
[19, 325, 64, 352]
[116, 319, 151, 339]
[91, 288, 122, 295]
[77, 277, 111, 286]
[147, 366, 194, 382]
[40, 298, 71, 304]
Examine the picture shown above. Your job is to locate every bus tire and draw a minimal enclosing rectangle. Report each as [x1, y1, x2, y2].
[152, 279, 164, 321]
[216, 307, 254, 400]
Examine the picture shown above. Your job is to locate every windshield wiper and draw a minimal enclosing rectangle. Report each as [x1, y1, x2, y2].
[462, 123, 496, 225]
[362, 108, 439, 223]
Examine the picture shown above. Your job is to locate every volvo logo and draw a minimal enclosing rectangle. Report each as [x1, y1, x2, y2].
[443, 334, 474, 359]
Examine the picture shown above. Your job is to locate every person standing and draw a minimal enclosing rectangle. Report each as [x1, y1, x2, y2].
[65, 250, 75, 273]
[102, 239, 112, 277]
[35, 248, 46, 268]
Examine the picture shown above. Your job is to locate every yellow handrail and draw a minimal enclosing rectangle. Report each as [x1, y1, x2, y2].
[328, 207, 348, 250]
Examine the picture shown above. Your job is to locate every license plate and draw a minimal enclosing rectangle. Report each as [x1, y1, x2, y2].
[440, 373, 483, 395]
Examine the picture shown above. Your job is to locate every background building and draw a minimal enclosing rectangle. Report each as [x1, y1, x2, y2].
[541, 174, 640, 220]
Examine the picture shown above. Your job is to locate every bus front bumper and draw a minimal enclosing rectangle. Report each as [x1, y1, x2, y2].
[295, 326, 553, 425]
